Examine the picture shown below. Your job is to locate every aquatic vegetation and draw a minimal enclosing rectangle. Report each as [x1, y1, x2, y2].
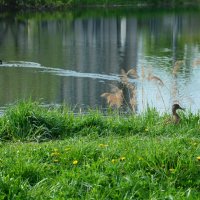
[101, 66, 167, 112]
[101, 86, 123, 109]
[101, 59, 191, 112]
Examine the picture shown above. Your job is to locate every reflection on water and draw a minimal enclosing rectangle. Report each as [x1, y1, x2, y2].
[1, 9, 200, 113]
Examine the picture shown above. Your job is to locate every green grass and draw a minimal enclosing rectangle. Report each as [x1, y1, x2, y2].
[0, 101, 200, 199]
[1, 100, 200, 141]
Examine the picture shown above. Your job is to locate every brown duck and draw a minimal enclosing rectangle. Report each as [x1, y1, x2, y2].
[172, 104, 184, 124]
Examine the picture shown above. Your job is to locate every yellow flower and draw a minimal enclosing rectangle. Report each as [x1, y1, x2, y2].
[99, 144, 108, 148]
[53, 148, 59, 152]
[73, 160, 78, 165]
[51, 152, 60, 157]
[112, 159, 116, 163]
[138, 157, 143, 161]
[120, 157, 126, 161]
[196, 156, 200, 161]
[169, 168, 175, 173]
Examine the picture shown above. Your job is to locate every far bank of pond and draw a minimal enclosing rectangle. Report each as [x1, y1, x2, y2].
[1, 0, 200, 10]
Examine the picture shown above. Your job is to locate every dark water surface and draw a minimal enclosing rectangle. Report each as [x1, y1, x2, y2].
[1, 9, 200, 113]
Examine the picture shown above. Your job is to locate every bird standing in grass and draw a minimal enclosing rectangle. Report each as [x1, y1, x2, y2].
[172, 104, 184, 124]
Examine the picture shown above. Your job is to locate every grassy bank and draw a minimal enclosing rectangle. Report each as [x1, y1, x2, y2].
[1, 0, 200, 10]
[0, 101, 199, 142]
[0, 101, 200, 199]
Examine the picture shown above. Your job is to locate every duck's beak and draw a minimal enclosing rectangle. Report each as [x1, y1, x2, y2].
[179, 106, 185, 111]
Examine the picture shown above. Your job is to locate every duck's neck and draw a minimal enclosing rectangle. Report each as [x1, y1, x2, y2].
[173, 111, 180, 124]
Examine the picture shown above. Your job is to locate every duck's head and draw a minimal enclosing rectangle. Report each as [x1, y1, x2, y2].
[172, 104, 184, 113]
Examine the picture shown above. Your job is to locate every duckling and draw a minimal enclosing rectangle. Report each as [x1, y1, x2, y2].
[172, 104, 184, 124]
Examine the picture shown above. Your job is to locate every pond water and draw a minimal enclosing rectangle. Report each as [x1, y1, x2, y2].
[1, 8, 200, 113]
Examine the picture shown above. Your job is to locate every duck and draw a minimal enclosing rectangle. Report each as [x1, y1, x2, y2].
[172, 103, 184, 124]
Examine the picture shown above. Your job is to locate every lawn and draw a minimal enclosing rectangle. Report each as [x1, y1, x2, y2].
[0, 101, 200, 199]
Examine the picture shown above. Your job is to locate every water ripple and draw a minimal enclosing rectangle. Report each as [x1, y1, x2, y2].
[0, 60, 127, 82]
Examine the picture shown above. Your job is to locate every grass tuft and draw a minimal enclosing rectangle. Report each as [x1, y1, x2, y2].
[0, 101, 73, 141]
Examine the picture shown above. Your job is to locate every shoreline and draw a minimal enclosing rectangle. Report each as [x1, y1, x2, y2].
[0, 2, 200, 11]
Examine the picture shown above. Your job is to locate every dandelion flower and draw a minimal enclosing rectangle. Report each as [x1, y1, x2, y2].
[51, 152, 60, 157]
[112, 159, 116, 163]
[53, 148, 59, 152]
[169, 168, 175, 173]
[197, 156, 200, 161]
[73, 160, 78, 165]
[99, 144, 108, 148]
[138, 157, 143, 161]
[120, 156, 126, 161]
